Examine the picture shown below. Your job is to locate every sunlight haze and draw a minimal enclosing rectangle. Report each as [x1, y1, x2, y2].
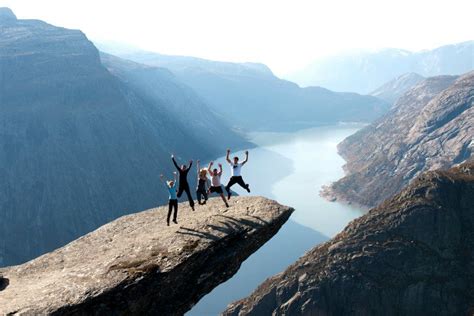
[1, 0, 473, 77]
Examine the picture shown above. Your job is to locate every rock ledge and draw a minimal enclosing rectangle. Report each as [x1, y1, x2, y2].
[0, 196, 293, 315]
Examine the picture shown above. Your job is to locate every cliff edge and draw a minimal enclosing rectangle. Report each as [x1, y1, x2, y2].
[0, 197, 293, 315]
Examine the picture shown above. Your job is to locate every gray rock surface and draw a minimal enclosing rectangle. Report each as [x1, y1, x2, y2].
[224, 161, 474, 316]
[0, 9, 247, 267]
[324, 72, 473, 207]
[371, 72, 425, 104]
[0, 196, 293, 315]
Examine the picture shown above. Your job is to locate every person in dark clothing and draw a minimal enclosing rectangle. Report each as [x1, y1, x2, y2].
[225, 149, 251, 200]
[171, 154, 195, 210]
[160, 172, 178, 226]
[196, 160, 210, 205]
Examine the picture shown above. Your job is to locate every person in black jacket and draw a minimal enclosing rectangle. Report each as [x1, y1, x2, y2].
[171, 154, 195, 210]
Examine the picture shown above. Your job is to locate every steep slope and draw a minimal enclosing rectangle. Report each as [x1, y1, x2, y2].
[0, 197, 293, 315]
[224, 161, 474, 316]
[324, 72, 473, 207]
[100, 48, 390, 131]
[0, 8, 246, 267]
[288, 41, 474, 93]
[371, 72, 425, 104]
[100, 53, 249, 151]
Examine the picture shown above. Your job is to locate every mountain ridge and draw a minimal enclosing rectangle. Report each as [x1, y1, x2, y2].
[323, 71, 473, 207]
[224, 161, 474, 315]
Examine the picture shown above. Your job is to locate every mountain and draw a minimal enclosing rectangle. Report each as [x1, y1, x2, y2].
[323, 72, 473, 207]
[0, 8, 247, 267]
[371, 72, 425, 104]
[0, 197, 293, 315]
[97, 47, 390, 131]
[288, 41, 474, 93]
[224, 161, 474, 315]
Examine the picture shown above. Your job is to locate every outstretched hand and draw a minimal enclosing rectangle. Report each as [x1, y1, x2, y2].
[197, 159, 200, 163]
[189, 160, 193, 164]
[171, 154, 174, 159]
[209, 161, 214, 165]
[245, 150, 249, 155]
[226, 148, 231, 153]
[160, 174, 164, 178]
[218, 163, 222, 167]
[173, 171, 177, 175]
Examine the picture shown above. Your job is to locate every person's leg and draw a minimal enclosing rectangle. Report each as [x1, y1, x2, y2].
[219, 193, 229, 208]
[167, 201, 172, 226]
[196, 190, 202, 205]
[184, 185, 195, 209]
[177, 186, 184, 198]
[173, 200, 178, 223]
[236, 176, 251, 193]
[225, 177, 238, 199]
[203, 190, 208, 203]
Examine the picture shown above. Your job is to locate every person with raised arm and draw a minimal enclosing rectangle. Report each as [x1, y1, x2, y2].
[159, 172, 178, 226]
[171, 154, 195, 211]
[207, 161, 229, 208]
[225, 149, 250, 200]
[196, 160, 210, 205]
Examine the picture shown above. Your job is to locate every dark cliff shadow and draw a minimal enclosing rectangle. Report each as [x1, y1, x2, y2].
[177, 215, 268, 241]
[0, 276, 9, 291]
[176, 227, 220, 241]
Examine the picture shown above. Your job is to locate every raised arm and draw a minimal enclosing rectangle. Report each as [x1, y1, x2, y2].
[159, 174, 167, 187]
[208, 161, 214, 173]
[226, 149, 232, 164]
[173, 171, 177, 183]
[171, 154, 180, 171]
[218, 163, 223, 176]
[188, 159, 193, 170]
[242, 150, 249, 165]
[196, 160, 200, 176]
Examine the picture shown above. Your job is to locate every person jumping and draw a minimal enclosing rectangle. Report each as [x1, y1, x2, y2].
[196, 160, 210, 205]
[225, 149, 250, 200]
[160, 172, 178, 226]
[208, 161, 229, 208]
[171, 154, 195, 211]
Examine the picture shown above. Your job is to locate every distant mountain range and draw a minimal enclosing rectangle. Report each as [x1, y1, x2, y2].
[323, 71, 473, 207]
[287, 41, 474, 94]
[0, 8, 247, 266]
[97, 44, 390, 131]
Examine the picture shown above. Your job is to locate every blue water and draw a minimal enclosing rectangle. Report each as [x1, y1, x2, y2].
[188, 124, 366, 315]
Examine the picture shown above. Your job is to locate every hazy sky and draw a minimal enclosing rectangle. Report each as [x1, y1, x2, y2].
[1, 0, 473, 75]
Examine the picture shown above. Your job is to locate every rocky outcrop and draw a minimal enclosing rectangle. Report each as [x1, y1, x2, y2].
[0, 9, 248, 267]
[224, 162, 474, 316]
[0, 197, 293, 315]
[371, 72, 425, 104]
[324, 72, 473, 207]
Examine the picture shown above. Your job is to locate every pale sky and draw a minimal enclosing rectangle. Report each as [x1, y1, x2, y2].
[1, 0, 473, 76]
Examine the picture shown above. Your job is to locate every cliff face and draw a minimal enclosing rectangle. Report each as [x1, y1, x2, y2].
[325, 72, 473, 207]
[0, 197, 293, 315]
[224, 161, 474, 316]
[0, 10, 247, 266]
